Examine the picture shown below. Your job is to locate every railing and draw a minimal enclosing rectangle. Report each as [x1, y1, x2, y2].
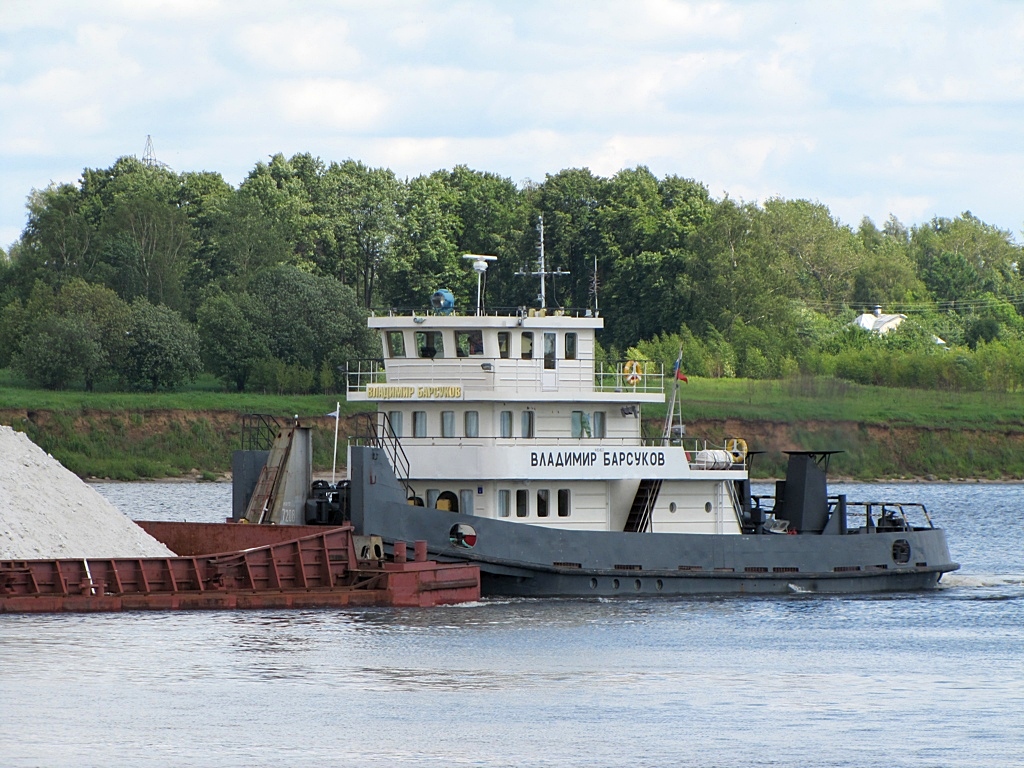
[368, 306, 599, 318]
[749, 495, 936, 531]
[348, 412, 413, 495]
[345, 358, 665, 395]
[240, 413, 284, 451]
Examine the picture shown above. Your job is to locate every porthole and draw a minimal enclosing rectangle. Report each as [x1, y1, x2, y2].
[704, 501, 713, 513]
[669, 502, 677, 513]
[634, 579, 642, 591]
[656, 579, 664, 591]
[612, 578, 620, 589]
[590, 578, 598, 589]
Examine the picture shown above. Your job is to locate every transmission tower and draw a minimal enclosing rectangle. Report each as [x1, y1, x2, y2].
[141, 135, 171, 170]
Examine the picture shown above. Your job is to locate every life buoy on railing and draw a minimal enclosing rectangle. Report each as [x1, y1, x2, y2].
[725, 437, 748, 464]
[623, 360, 643, 386]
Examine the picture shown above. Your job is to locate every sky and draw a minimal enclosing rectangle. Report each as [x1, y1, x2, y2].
[2, 0, 1023, 253]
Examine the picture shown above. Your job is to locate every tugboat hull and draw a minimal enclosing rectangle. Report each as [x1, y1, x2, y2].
[349, 447, 958, 597]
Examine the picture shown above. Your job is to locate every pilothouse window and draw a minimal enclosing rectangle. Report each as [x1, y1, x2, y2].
[416, 331, 443, 359]
[387, 331, 406, 357]
[456, 330, 484, 357]
[521, 332, 533, 360]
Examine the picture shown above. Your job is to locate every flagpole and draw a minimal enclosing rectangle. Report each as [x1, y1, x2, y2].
[331, 401, 340, 484]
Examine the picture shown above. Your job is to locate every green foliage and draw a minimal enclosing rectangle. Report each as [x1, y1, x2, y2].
[120, 299, 202, 391]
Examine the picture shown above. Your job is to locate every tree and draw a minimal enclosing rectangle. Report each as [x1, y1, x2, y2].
[119, 299, 202, 390]
[247, 265, 374, 374]
[196, 292, 269, 391]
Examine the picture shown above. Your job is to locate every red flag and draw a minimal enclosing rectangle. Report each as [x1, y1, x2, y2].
[673, 358, 688, 382]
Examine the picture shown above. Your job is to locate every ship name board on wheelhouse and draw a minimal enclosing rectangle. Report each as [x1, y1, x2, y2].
[366, 385, 463, 400]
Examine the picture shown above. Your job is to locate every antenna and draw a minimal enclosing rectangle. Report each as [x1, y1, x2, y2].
[141, 135, 171, 170]
[462, 254, 497, 315]
[516, 214, 569, 309]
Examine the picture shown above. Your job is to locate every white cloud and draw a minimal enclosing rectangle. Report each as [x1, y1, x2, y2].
[2, 0, 1024, 247]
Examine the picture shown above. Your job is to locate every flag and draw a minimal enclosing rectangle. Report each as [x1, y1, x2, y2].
[673, 358, 689, 383]
[325, 408, 340, 418]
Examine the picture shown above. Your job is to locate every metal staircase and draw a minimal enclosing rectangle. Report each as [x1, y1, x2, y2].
[242, 426, 295, 524]
[624, 479, 662, 532]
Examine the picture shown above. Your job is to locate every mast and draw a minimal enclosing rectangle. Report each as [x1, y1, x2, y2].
[517, 214, 568, 310]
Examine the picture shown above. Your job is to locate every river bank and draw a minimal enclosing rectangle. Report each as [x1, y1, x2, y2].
[3, 405, 1024, 481]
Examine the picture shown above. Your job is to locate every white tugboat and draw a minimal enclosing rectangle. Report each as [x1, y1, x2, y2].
[314, 249, 960, 597]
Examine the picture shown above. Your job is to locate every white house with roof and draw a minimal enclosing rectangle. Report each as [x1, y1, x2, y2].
[853, 306, 907, 334]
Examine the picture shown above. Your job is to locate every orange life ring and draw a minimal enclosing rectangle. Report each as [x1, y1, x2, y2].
[623, 360, 643, 386]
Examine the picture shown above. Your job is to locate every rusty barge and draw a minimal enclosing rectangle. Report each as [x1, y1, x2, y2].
[0, 522, 479, 614]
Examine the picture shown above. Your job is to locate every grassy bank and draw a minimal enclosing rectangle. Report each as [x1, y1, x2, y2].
[2, 375, 1024, 480]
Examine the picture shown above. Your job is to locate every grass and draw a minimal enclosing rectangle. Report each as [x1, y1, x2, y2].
[4, 371, 1024, 479]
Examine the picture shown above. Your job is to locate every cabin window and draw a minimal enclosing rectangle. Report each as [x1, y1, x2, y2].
[592, 411, 606, 438]
[571, 411, 592, 439]
[565, 332, 577, 360]
[498, 332, 510, 359]
[537, 489, 550, 517]
[498, 489, 511, 518]
[543, 332, 556, 370]
[521, 332, 533, 359]
[521, 410, 535, 438]
[558, 489, 571, 517]
[416, 330, 444, 359]
[500, 411, 513, 438]
[413, 411, 427, 438]
[441, 410, 456, 438]
[387, 411, 403, 438]
[460, 489, 475, 515]
[516, 489, 529, 517]
[456, 330, 484, 357]
[465, 411, 479, 438]
[387, 331, 406, 358]
[426, 489, 440, 508]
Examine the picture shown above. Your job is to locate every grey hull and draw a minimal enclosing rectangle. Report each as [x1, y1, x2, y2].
[350, 447, 959, 597]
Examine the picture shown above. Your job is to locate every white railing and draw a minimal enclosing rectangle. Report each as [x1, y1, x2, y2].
[345, 358, 665, 395]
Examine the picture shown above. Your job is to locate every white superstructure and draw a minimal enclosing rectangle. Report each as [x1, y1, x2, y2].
[347, 307, 747, 535]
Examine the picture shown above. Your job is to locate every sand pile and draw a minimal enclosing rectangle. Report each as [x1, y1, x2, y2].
[0, 426, 175, 560]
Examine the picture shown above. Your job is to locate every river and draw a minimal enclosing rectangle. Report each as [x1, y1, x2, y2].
[0, 481, 1021, 767]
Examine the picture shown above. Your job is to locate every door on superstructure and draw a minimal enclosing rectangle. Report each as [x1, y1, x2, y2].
[541, 332, 557, 391]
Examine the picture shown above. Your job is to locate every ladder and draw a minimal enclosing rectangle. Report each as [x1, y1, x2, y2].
[242, 427, 295, 524]
[624, 479, 662, 533]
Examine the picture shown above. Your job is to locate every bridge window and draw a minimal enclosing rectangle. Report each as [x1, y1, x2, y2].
[498, 331, 510, 359]
[498, 489, 511, 518]
[416, 330, 444, 359]
[465, 411, 479, 437]
[500, 411, 513, 438]
[387, 411, 403, 438]
[441, 410, 455, 437]
[565, 332, 577, 360]
[558, 489, 571, 517]
[387, 331, 406, 357]
[456, 330, 484, 357]
[516, 489, 529, 517]
[537, 489, 550, 517]
[521, 332, 533, 359]
[592, 411, 606, 438]
[521, 410, 535, 438]
[413, 411, 427, 438]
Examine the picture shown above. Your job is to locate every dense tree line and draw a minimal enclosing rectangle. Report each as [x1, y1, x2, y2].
[1, 153, 1023, 392]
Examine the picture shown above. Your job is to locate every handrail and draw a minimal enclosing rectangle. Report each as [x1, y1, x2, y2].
[344, 358, 666, 395]
[348, 412, 414, 498]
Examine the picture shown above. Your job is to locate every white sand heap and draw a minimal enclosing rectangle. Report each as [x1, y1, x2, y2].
[0, 425, 175, 560]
